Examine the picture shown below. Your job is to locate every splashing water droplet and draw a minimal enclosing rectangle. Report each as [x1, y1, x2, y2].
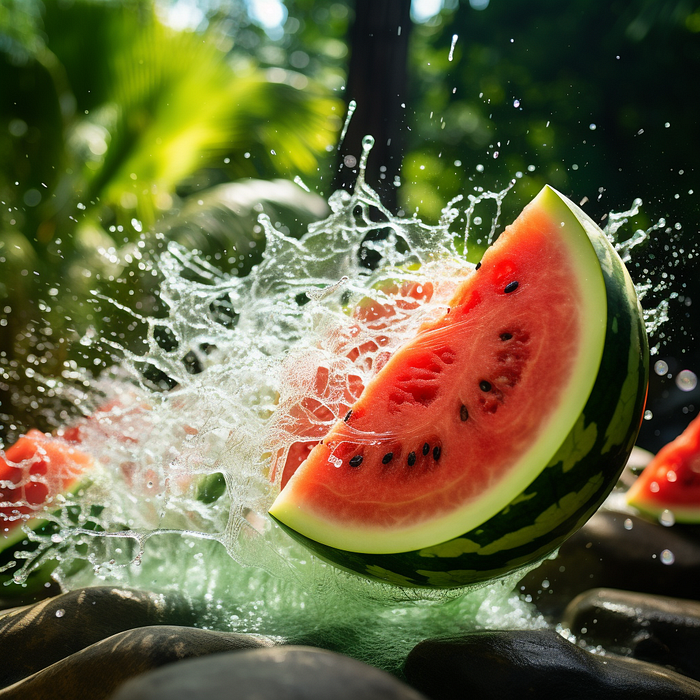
[293, 176, 311, 193]
[676, 370, 697, 392]
[659, 510, 675, 527]
[654, 360, 669, 376]
[513, 99, 520, 108]
[623, 518, 633, 530]
[4, 134, 676, 662]
[660, 549, 675, 565]
[644, 410, 653, 420]
[448, 34, 458, 61]
[55, 609, 65, 618]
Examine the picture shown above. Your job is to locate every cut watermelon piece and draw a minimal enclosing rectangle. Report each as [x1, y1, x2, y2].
[269, 186, 648, 588]
[1, 430, 93, 549]
[627, 413, 700, 523]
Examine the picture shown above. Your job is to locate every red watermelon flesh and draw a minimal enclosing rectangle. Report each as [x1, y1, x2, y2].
[1, 430, 93, 541]
[272, 280, 442, 490]
[627, 412, 700, 523]
[270, 188, 607, 554]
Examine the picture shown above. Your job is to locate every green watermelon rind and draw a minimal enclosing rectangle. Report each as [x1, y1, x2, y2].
[271, 187, 649, 588]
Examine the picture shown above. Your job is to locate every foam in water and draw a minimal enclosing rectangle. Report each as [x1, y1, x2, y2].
[0, 140, 672, 671]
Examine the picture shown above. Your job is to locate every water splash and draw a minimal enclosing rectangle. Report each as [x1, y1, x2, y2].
[602, 197, 680, 346]
[0, 162, 677, 671]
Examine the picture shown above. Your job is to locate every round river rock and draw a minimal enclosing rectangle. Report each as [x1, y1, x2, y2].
[403, 629, 700, 699]
[109, 646, 428, 700]
[563, 588, 700, 681]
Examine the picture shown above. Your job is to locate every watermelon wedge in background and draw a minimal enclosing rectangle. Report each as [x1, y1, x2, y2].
[627, 412, 700, 523]
[270, 186, 649, 588]
[1, 396, 135, 550]
[1, 429, 94, 599]
[0, 430, 93, 547]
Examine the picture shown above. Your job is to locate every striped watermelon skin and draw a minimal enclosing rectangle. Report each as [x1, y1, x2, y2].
[272, 196, 649, 588]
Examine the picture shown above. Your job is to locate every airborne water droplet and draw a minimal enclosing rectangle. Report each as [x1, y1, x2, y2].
[660, 549, 675, 565]
[448, 34, 458, 61]
[659, 509, 675, 527]
[623, 518, 633, 530]
[55, 609, 65, 618]
[654, 360, 669, 376]
[676, 370, 697, 392]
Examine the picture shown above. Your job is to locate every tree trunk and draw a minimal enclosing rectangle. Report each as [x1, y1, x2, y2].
[332, 0, 412, 214]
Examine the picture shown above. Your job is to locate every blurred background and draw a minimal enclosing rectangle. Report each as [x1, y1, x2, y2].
[1, 0, 699, 450]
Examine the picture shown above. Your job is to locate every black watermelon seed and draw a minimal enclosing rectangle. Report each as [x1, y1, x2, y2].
[500, 332, 513, 341]
[475, 261, 482, 270]
[433, 446, 442, 461]
[480, 380, 492, 392]
[422, 442, 430, 455]
[382, 452, 394, 465]
[344, 410, 352, 422]
[349, 455, 363, 468]
[504, 280, 519, 293]
[460, 404, 469, 421]
[407, 451, 417, 467]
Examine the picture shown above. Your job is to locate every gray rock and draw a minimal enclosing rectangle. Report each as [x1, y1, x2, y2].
[404, 629, 700, 699]
[0, 624, 272, 700]
[0, 585, 199, 688]
[519, 511, 700, 618]
[563, 588, 700, 681]
[109, 645, 428, 700]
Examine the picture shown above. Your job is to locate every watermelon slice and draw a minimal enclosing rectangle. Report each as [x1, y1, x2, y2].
[1, 430, 93, 549]
[627, 412, 700, 523]
[269, 186, 649, 588]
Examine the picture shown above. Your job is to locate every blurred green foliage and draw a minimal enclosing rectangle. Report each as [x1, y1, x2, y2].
[0, 0, 343, 440]
[402, 0, 700, 230]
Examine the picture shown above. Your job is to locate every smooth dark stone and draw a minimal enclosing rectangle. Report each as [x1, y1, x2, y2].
[403, 629, 700, 700]
[519, 510, 700, 618]
[0, 586, 200, 688]
[0, 624, 271, 700]
[563, 588, 700, 681]
[110, 646, 428, 700]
